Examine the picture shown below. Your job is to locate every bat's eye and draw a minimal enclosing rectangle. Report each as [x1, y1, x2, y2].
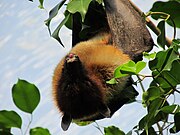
[74, 55, 79, 59]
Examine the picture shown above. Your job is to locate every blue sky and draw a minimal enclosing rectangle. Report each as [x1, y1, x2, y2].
[0, 0, 179, 135]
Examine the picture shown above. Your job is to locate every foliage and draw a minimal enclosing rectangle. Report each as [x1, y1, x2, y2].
[0, 79, 51, 135]
[2, 0, 179, 135]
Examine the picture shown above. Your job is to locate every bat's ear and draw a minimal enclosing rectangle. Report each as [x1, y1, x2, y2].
[99, 104, 111, 118]
[61, 113, 72, 131]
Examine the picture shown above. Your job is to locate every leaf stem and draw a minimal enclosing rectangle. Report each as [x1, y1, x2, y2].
[24, 114, 33, 135]
[136, 75, 145, 92]
[94, 121, 104, 135]
[145, 11, 176, 39]
[20, 129, 23, 135]
[157, 122, 163, 135]
[138, 74, 152, 78]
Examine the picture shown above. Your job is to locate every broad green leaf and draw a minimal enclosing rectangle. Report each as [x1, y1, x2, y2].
[147, 98, 163, 122]
[0, 110, 22, 128]
[139, 111, 168, 130]
[159, 105, 180, 114]
[64, 10, 73, 29]
[139, 116, 147, 130]
[142, 86, 161, 104]
[149, 47, 179, 71]
[114, 60, 145, 79]
[38, 0, 44, 9]
[12, 79, 40, 114]
[114, 66, 128, 78]
[157, 21, 166, 49]
[30, 127, 51, 135]
[52, 12, 71, 46]
[67, 0, 92, 22]
[106, 78, 118, 85]
[119, 61, 146, 75]
[174, 112, 180, 132]
[135, 61, 146, 74]
[150, 1, 180, 28]
[143, 52, 156, 60]
[45, 0, 66, 34]
[120, 61, 136, 75]
[104, 126, 125, 135]
[152, 60, 180, 89]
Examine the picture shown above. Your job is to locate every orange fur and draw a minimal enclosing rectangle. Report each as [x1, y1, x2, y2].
[52, 33, 130, 111]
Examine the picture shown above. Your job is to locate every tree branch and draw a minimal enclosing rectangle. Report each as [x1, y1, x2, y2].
[129, 0, 172, 46]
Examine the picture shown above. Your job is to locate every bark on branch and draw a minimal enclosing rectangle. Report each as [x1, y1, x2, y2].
[104, 0, 154, 60]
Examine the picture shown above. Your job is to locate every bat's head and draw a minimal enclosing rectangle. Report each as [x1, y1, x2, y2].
[64, 53, 84, 76]
[65, 53, 79, 63]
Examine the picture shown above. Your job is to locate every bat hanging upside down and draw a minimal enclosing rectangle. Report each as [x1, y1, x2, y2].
[52, 33, 138, 131]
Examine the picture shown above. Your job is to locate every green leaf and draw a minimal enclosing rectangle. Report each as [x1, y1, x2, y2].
[0, 130, 12, 135]
[159, 105, 180, 114]
[135, 61, 146, 74]
[45, 0, 66, 35]
[0, 123, 12, 135]
[64, 10, 73, 29]
[126, 131, 132, 135]
[38, 0, 44, 9]
[0, 110, 22, 128]
[139, 111, 168, 130]
[150, 1, 180, 28]
[30, 127, 51, 135]
[114, 66, 128, 78]
[147, 98, 163, 122]
[120, 61, 136, 75]
[170, 125, 177, 133]
[142, 86, 161, 104]
[119, 61, 146, 75]
[174, 112, 180, 132]
[106, 78, 118, 85]
[140, 127, 157, 135]
[51, 12, 71, 46]
[152, 60, 180, 89]
[67, 0, 92, 22]
[73, 120, 92, 126]
[172, 39, 180, 47]
[149, 47, 179, 71]
[143, 52, 156, 60]
[104, 126, 125, 135]
[96, 0, 103, 4]
[12, 79, 40, 114]
[113, 60, 146, 79]
[157, 21, 166, 49]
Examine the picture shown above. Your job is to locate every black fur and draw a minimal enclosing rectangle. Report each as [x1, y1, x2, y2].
[57, 56, 107, 120]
